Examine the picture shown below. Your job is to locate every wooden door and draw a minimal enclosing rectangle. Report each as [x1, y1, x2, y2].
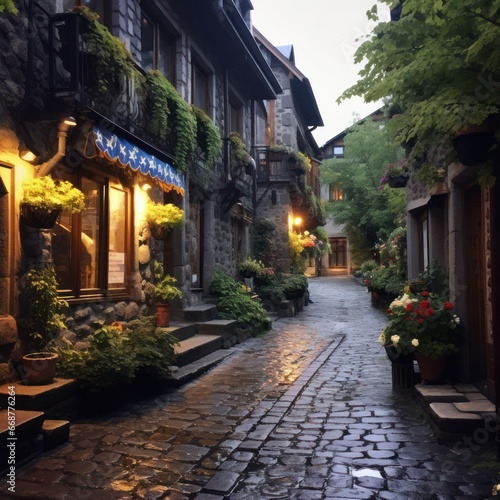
[463, 184, 488, 385]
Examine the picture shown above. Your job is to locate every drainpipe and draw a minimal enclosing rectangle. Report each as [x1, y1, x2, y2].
[35, 118, 76, 178]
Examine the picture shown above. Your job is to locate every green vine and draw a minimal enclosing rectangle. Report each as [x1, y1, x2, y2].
[71, 6, 138, 95]
[0, 0, 16, 14]
[191, 105, 222, 168]
[144, 70, 197, 172]
[229, 132, 253, 174]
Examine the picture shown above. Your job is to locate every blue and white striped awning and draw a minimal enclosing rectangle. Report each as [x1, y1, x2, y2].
[90, 125, 185, 196]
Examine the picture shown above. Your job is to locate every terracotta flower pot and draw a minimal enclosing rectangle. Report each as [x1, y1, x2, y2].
[156, 303, 171, 327]
[415, 352, 447, 381]
[22, 352, 59, 385]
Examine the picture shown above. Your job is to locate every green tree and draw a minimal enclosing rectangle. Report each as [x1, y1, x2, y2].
[320, 119, 406, 264]
[340, 0, 500, 183]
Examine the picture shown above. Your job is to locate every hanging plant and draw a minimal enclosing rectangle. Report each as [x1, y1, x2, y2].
[71, 6, 138, 96]
[21, 177, 85, 213]
[144, 71, 197, 172]
[144, 202, 185, 234]
[191, 105, 222, 168]
[229, 132, 253, 175]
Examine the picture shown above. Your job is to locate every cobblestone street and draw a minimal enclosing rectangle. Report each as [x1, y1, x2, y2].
[3, 276, 499, 499]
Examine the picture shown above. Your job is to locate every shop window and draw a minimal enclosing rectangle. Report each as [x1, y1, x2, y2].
[140, 9, 176, 82]
[52, 171, 130, 297]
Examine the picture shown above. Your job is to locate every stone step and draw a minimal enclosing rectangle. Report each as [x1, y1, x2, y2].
[168, 350, 234, 387]
[42, 419, 70, 451]
[0, 379, 78, 420]
[0, 409, 45, 474]
[196, 319, 239, 348]
[183, 304, 218, 322]
[174, 334, 223, 367]
[416, 383, 496, 438]
[162, 321, 197, 341]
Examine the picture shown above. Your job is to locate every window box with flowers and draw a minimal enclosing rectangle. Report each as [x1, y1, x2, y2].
[379, 289, 460, 382]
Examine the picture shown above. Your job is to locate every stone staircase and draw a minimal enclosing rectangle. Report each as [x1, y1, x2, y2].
[415, 383, 496, 440]
[0, 379, 75, 475]
[165, 303, 251, 386]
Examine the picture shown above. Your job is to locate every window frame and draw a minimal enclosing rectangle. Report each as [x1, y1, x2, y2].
[140, 7, 176, 82]
[53, 167, 132, 300]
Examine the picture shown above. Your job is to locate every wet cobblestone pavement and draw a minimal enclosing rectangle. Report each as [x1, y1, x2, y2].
[3, 276, 499, 499]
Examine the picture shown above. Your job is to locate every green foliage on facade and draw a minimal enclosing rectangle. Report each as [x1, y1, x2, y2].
[340, 0, 500, 178]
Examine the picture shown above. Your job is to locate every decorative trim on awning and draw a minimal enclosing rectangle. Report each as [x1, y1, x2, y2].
[88, 126, 185, 196]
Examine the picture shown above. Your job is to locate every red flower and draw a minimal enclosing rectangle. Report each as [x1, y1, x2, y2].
[415, 309, 422, 316]
[406, 303, 413, 312]
[421, 291, 429, 297]
[420, 300, 430, 309]
[417, 318, 424, 323]
[406, 316, 412, 321]
[443, 301, 453, 310]
[386, 308, 393, 315]
[425, 308, 435, 316]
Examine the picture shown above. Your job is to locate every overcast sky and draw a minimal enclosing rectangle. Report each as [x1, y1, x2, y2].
[251, 0, 390, 147]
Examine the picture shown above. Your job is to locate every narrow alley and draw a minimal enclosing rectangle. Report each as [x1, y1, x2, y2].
[3, 276, 499, 499]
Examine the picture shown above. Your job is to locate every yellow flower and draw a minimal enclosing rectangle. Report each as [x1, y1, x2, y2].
[411, 338, 419, 347]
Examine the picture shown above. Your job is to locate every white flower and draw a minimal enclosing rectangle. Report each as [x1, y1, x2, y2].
[453, 315, 460, 324]
[391, 335, 400, 346]
[379, 332, 386, 344]
[390, 293, 417, 309]
[411, 338, 419, 347]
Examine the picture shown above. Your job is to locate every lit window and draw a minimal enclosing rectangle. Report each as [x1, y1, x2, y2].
[52, 172, 130, 297]
[329, 183, 344, 201]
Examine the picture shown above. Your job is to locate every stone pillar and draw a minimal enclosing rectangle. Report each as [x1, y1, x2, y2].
[203, 197, 215, 296]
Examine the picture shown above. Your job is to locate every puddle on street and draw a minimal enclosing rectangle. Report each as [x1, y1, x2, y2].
[351, 468, 383, 479]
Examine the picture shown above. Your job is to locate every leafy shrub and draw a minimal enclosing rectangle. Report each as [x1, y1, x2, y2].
[282, 274, 309, 299]
[55, 317, 178, 391]
[254, 218, 276, 266]
[209, 270, 268, 335]
[371, 266, 405, 297]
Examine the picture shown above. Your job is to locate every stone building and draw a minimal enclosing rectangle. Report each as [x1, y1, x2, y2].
[0, 0, 283, 380]
[253, 29, 324, 273]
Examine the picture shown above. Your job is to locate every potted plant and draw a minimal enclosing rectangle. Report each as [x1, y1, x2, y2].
[21, 264, 68, 385]
[153, 262, 182, 327]
[145, 202, 184, 240]
[238, 257, 264, 279]
[379, 288, 460, 382]
[379, 159, 409, 188]
[20, 176, 85, 228]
